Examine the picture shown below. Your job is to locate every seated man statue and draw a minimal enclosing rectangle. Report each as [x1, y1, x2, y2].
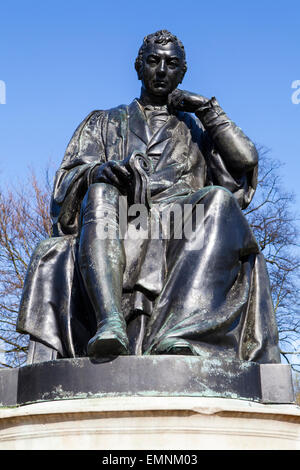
[17, 30, 281, 364]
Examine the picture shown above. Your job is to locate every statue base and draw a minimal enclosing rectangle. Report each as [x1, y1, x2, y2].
[0, 396, 299, 450]
[0, 355, 295, 406]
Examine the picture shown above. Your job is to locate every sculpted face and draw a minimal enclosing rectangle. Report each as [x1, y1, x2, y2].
[140, 41, 185, 98]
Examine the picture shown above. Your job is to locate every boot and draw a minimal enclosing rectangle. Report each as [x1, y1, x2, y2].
[87, 311, 129, 357]
[78, 183, 129, 357]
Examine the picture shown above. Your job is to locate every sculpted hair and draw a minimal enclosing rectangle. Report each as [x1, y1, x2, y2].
[135, 30, 187, 81]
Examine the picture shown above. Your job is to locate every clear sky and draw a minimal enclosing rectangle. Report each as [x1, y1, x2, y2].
[0, 0, 299, 206]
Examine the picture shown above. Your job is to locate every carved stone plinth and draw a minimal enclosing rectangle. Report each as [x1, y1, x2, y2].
[0, 396, 299, 450]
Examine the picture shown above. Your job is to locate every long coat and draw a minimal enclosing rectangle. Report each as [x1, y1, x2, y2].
[17, 99, 281, 363]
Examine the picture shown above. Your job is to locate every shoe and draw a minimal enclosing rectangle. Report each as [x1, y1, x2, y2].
[87, 314, 129, 358]
[144, 337, 194, 356]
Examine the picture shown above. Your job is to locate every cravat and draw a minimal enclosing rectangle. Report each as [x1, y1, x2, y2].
[144, 105, 170, 135]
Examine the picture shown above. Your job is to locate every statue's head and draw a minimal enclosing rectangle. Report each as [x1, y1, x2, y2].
[135, 30, 187, 98]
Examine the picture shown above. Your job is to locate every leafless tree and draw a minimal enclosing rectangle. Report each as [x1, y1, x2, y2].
[245, 146, 300, 372]
[0, 171, 51, 367]
[0, 148, 299, 371]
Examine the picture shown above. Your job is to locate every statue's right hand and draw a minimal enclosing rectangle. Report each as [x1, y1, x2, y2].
[91, 161, 133, 193]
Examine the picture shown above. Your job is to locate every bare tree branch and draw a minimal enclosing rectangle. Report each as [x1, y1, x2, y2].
[0, 169, 52, 368]
[246, 145, 300, 372]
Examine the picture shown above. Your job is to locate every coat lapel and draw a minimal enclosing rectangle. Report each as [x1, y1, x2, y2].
[127, 101, 191, 172]
[147, 113, 178, 152]
[128, 100, 152, 144]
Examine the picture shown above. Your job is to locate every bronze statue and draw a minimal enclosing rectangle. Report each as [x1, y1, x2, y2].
[17, 30, 281, 365]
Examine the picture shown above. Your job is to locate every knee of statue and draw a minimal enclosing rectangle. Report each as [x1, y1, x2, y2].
[80, 182, 122, 224]
[204, 185, 237, 209]
[83, 182, 121, 208]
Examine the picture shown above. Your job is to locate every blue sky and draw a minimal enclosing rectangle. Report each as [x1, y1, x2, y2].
[0, 0, 299, 207]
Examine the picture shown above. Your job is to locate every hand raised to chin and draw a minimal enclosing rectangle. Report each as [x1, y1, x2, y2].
[168, 89, 210, 113]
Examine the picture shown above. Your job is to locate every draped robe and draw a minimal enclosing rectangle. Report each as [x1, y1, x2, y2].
[17, 98, 281, 364]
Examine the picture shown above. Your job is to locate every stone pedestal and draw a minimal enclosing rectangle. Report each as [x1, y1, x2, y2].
[0, 396, 299, 450]
[0, 356, 295, 406]
[0, 356, 297, 449]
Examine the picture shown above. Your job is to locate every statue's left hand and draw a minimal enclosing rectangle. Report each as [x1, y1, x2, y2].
[168, 89, 209, 113]
[92, 160, 133, 194]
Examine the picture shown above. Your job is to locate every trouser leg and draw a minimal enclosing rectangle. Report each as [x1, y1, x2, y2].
[78, 183, 129, 357]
